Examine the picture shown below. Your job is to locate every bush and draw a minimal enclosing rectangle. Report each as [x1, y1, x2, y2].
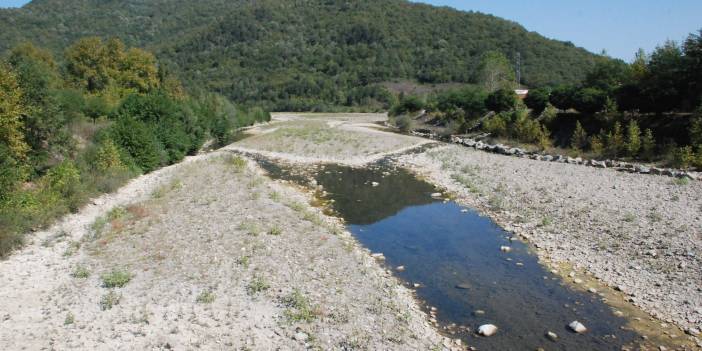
[394, 115, 413, 132]
[640, 129, 656, 161]
[524, 87, 550, 115]
[101, 269, 132, 288]
[625, 120, 641, 157]
[486, 88, 517, 112]
[109, 116, 163, 173]
[605, 122, 625, 158]
[672, 146, 695, 169]
[589, 134, 605, 156]
[391, 95, 424, 116]
[482, 114, 508, 137]
[570, 121, 588, 150]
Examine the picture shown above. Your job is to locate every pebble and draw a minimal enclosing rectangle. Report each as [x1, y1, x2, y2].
[478, 324, 498, 336]
[294, 332, 308, 342]
[568, 321, 587, 334]
[500, 246, 512, 253]
[396, 266, 405, 272]
[371, 181, 379, 187]
[546, 331, 558, 341]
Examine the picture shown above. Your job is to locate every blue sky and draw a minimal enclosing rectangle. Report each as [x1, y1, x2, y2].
[415, 0, 702, 61]
[2, 0, 700, 61]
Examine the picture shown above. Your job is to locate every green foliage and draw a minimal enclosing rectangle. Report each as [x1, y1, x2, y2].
[486, 88, 517, 113]
[606, 122, 625, 158]
[391, 95, 424, 116]
[625, 120, 642, 157]
[477, 51, 516, 92]
[393, 115, 413, 132]
[672, 146, 695, 169]
[0, 64, 29, 161]
[101, 269, 132, 288]
[589, 134, 604, 155]
[570, 121, 588, 150]
[196, 290, 216, 304]
[640, 129, 656, 160]
[524, 87, 550, 115]
[691, 108, 702, 146]
[109, 115, 163, 173]
[573, 87, 608, 114]
[282, 289, 318, 323]
[549, 85, 576, 110]
[0, 0, 601, 109]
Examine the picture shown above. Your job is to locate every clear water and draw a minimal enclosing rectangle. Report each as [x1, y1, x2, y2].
[254, 158, 639, 350]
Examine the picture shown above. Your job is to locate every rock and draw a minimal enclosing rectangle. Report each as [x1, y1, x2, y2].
[455, 283, 471, 290]
[573, 278, 583, 284]
[475, 141, 485, 150]
[542, 155, 554, 162]
[294, 332, 309, 342]
[591, 160, 607, 168]
[635, 165, 651, 174]
[396, 265, 405, 272]
[413, 283, 421, 288]
[546, 331, 558, 341]
[370, 253, 385, 260]
[650, 167, 663, 175]
[460, 209, 468, 213]
[685, 327, 700, 336]
[588, 287, 597, 293]
[500, 246, 512, 253]
[478, 324, 498, 336]
[473, 310, 485, 316]
[371, 181, 379, 187]
[431, 192, 443, 198]
[568, 321, 587, 334]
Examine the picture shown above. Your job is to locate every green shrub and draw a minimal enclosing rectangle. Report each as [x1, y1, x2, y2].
[394, 115, 413, 132]
[109, 116, 163, 173]
[99, 290, 121, 310]
[486, 88, 517, 113]
[625, 120, 641, 157]
[672, 146, 695, 169]
[570, 121, 588, 150]
[101, 269, 132, 288]
[196, 290, 216, 304]
[640, 129, 656, 160]
[482, 114, 508, 137]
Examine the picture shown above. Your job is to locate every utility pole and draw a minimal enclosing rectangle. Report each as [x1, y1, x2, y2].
[515, 52, 521, 88]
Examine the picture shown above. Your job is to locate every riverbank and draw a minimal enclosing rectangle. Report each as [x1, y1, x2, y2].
[397, 144, 702, 348]
[0, 150, 450, 350]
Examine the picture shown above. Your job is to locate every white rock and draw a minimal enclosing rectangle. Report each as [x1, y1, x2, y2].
[478, 324, 498, 336]
[431, 192, 443, 198]
[371, 181, 379, 187]
[546, 331, 558, 341]
[500, 246, 512, 253]
[294, 332, 308, 341]
[396, 265, 405, 271]
[568, 321, 587, 334]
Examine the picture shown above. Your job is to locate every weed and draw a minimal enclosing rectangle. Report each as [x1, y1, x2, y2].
[90, 217, 107, 238]
[101, 269, 132, 288]
[99, 290, 121, 310]
[229, 156, 247, 172]
[246, 275, 270, 295]
[282, 289, 318, 323]
[540, 216, 553, 227]
[64, 312, 75, 325]
[268, 225, 282, 236]
[71, 265, 90, 279]
[196, 290, 216, 304]
[107, 207, 127, 221]
[269, 191, 281, 202]
[623, 213, 636, 222]
[287, 201, 306, 212]
[63, 241, 81, 257]
[238, 221, 260, 236]
[237, 255, 250, 268]
[673, 177, 689, 186]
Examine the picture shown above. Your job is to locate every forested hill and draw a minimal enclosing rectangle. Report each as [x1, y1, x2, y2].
[0, 0, 601, 110]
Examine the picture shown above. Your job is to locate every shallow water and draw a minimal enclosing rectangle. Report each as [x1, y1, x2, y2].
[256, 158, 639, 350]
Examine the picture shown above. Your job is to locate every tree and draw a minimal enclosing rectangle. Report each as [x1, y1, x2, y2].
[0, 64, 29, 161]
[486, 88, 517, 113]
[625, 120, 641, 157]
[583, 58, 632, 94]
[524, 87, 550, 115]
[572, 87, 608, 114]
[589, 134, 604, 155]
[549, 85, 576, 110]
[691, 106, 702, 146]
[682, 30, 702, 106]
[641, 128, 655, 160]
[477, 51, 516, 92]
[606, 122, 625, 157]
[570, 121, 588, 150]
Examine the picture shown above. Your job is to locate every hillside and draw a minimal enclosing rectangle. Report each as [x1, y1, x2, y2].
[0, 0, 601, 109]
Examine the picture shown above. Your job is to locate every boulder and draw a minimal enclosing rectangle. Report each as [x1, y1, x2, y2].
[546, 331, 558, 341]
[542, 155, 554, 162]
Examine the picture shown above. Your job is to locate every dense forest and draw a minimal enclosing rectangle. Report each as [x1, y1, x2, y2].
[392, 30, 702, 169]
[0, 38, 268, 256]
[0, 0, 601, 110]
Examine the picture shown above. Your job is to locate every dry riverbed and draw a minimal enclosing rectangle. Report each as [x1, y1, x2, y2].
[398, 145, 702, 349]
[0, 149, 451, 350]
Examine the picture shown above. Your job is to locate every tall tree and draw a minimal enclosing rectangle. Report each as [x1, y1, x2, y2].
[477, 51, 516, 92]
[0, 65, 29, 161]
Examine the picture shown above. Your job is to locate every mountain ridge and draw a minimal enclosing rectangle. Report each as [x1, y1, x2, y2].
[0, 0, 601, 109]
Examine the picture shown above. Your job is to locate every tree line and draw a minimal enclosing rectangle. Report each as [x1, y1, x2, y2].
[391, 31, 702, 169]
[0, 37, 269, 257]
